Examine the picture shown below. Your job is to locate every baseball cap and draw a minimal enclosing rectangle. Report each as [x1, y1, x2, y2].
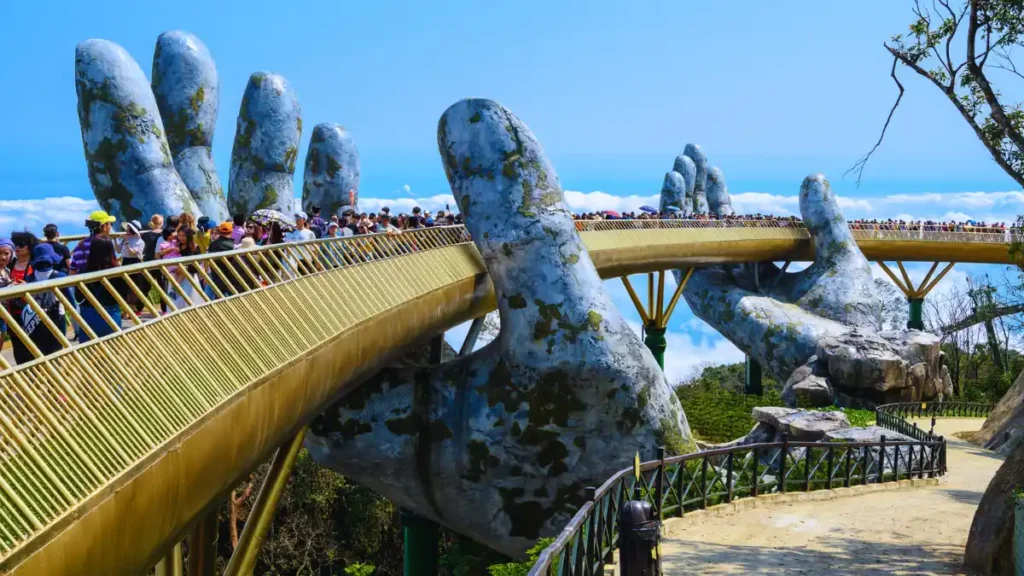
[88, 210, 116, 224]
[218, 221, 234, 235]
[197, 216, 213, 231]
[294, 211, 308, 221]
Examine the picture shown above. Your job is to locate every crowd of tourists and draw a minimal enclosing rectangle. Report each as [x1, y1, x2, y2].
[0, 204, 463, 365]
[573, 210, 1017, 234]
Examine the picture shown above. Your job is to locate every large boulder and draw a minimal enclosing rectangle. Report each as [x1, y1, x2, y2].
[976, 370, 1024, 454]
[753, 407, 850, 441]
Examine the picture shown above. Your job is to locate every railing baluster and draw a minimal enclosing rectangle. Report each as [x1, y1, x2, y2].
[861, 446, 869, 486]
[826, 446, 834, 490]
[804, 445, 811, 492]
[844, 447, 852, 488]
[700, 455, 709, 509]
[655, 446, 665, 519]
[751, 446, 760, 497]
[726, 451, 734, 504]
[780, 436, 788, 494]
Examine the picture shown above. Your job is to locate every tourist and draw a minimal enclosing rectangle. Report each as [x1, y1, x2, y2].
[196, 216, 213, 253]
[142, 215, 164, 262]
[42, 223, 71, 274]
[77, 238, 122, 342]
[309, 205, 326, 238]
[0, 237, 12, 289]
[325, 221, 340, 238]
[19, 244, 71, 363]
[70, 210, 115, 274]
[232, 214, 247, 245]
[206, 221, 247, 297]
[172, 227, 200, 306]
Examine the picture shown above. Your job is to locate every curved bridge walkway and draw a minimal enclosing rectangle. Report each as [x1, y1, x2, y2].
[660, 418, 1003, 575]
[0, 222, 1014, 573]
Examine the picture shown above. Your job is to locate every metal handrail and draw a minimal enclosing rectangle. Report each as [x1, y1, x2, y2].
[527, 405, 972, 575]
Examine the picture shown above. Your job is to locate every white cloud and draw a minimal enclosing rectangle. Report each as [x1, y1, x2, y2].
[940, 211, 974, 222]
[0, 196, 99, 234]
[358, 194, 456, 215]
[402, 184, 412, 195]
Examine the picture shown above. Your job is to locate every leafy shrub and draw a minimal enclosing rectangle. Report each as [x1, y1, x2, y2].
[486, 538, 555, 576]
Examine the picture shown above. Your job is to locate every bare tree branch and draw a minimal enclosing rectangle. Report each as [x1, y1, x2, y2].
[844, 55, 906, 186]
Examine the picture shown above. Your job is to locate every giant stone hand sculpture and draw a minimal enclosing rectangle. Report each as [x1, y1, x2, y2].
[75, 40, 199, 222]
[307, 99, 693, 557]
[669, 148, 951, 407]
[152, 31, 229, 222]
[228, 73, 303, 215]
[302, 123, 360, 217]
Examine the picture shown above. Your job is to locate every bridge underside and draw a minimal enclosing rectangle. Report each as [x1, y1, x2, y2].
[0, 230, 1013, 575]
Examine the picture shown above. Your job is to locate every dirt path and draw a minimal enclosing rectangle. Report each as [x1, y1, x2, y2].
[660, 418, 1005, 575]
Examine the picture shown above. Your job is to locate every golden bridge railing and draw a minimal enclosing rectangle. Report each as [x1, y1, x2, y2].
[0, 225, 473, 563]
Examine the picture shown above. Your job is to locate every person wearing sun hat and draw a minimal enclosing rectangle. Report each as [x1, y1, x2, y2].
[17, 243, 74, 363]
[70, 209, 116, 274]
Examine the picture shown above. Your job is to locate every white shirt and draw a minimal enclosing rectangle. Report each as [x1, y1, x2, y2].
[286, 228, 316, 243]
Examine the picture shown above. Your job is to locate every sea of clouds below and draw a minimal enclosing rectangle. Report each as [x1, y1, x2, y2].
[2, 187, 1019, 382]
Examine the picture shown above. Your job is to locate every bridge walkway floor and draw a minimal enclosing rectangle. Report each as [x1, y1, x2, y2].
[659, 418, 1003, 575]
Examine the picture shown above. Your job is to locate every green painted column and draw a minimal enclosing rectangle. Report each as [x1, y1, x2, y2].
[402, 510, 439, 576]
[907, 298, 924, 330]
[644, 325, 667, 368]
[745, 356, 763, 395]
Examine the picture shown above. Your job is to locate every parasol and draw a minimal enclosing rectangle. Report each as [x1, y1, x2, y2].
[248, 209, 296, 232]
[639, 205, 657, 214]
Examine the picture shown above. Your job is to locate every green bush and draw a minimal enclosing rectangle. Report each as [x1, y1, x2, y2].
[486, 538, 555, 576]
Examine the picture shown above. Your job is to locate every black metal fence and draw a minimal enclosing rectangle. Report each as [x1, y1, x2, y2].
[528, 401, 993, 575]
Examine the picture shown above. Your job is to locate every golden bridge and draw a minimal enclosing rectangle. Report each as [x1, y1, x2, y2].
[0, 220, 1014, 574]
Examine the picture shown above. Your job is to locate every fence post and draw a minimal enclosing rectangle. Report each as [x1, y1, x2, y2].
[700, 454, 709, 509]
[878, 436, 887, 483]
[804, 445, 812, 492]
[779, 435, 788, 494]
[844, 447, 852, 488]
[655, 447, 665, 520]
[861, 446, 869, 485]
[726, 451, 734, 503]
[826, 446, 834, 490]
[939, 436, 947, 474]
[751, 447, 760, 497]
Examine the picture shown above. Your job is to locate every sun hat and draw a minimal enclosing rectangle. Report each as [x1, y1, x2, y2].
[122, 220, 142, 235]
[88, 210, 116, 224]
[31, 243, 59, 267]
[238, 237, 256, 249]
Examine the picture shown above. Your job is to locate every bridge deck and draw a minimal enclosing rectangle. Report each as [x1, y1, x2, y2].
[659, 419, 1001, 575]
[0, 224, 1014, 574]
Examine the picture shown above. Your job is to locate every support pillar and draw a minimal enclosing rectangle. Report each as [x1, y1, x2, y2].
[907, 297, 924, 330]
[745, 356, 763, 396]
[644, 326, 667, 369]
[459, 318, 483, 356]
[430, 333, 444, 364]
[402, 510, 439, 576]
[223, 427, 308, 576]
[154, 543, 183, 576]
[187, 510, 219, 576]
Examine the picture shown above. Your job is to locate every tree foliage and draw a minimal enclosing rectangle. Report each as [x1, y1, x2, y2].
[852, 0, 1024, 187]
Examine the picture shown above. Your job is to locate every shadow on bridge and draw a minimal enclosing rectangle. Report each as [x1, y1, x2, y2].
[660, 537, 963, 575]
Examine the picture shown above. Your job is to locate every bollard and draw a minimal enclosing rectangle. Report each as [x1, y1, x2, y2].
[619, 486, 661, 576]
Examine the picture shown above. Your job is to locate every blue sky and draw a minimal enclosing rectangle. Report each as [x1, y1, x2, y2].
[0, 0, 1021, 379]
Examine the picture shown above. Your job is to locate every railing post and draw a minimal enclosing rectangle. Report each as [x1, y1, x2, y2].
[751, 447, 760, 497]
[700, 454, 709, 509]
[655, 447, 665, 519]
[804, 445, 812, 492]
[844, 447, 852, 488]
[726, 451, 734, 503]
[586, 486, 601, 573]
[939, 436, 947, 474]
[861, 446, 869, 485]
[826, 445, 834, 490]
[879, 436, 887, 483]
[224, 427, 308, 576]
[779, 435, 788, 494]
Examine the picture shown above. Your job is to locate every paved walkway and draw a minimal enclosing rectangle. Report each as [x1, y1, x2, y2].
[661, 418, 1004, 575]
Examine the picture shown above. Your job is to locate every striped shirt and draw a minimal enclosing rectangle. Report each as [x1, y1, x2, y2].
[69, 235, 93, 274]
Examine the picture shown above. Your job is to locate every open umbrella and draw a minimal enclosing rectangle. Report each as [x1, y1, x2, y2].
[639, 205, 657, 214]
[667, 205, 682, 213]
[601, 210, 621, 218]
[248, 209, 296, 232]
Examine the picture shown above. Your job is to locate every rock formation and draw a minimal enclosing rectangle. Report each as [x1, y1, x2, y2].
[975, 369, 1024, 454]
[307, 98, 693, 558]
[152, 31, 229, 222]
[667, 148, 951, 407]
[228, 72, 302, 215]
[302, 123, 359, 218]
[668, 154, 696, 215]
[75, 39, 199, 223]
[683, 144, 708, 214]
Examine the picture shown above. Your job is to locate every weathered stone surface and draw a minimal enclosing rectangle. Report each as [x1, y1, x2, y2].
[659, 172, 685, 215]
[940, 365, 954, 400]
[671, 154, 696, 215]
[228, 72, 302, 215]
[752, 406, 801, 428]
[683, 144, 708, 214]
[698, 421, 776, 450]
[302, 123, 359, 218]
[152, 31, 228, 221]
[788, 375, 833, 408]
[307, 99, 692, 558]
[977, 369, 1024, 452]
[674, 152, 947, 408]
[75, 39, 198, 223]
[823, 425, 913, 443]
[706, 166, 733, 217]
[779, 411, 850, 440]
